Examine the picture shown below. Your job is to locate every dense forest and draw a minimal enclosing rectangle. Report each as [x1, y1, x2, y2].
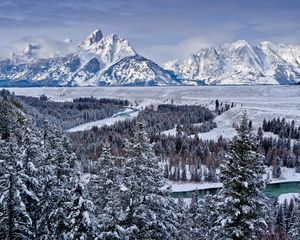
[5, 90, 300, 184]
[68, 108, 300, 184]
[5, 90, 129, 130]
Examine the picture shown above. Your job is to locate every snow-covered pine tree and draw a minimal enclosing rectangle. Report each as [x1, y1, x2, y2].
[197, 194, 218, 239]
[189, 189, 199, 215]
[92, 142, 121, 212]
[0, 97, 36, 239]
[177, 197, 191, 239]
[0, 95, 10, 140]
[213, 112, 268, 240]
[66, 171, 96, 240]
[121, 121, 180, 239]
[30, 120, 79, 239]
[20, 120, 44, 237]
[289, 205, 300, 240]
[187, 189, 201, 239]
[286, 198, 295, 232]
[0, 93, 83, 239]
[91, 142, 124, 239]
[36, 122, 60, 239]
[43, 126, 76, 239]
[275, 204, 286, 232]
[0, 136, 33, 239]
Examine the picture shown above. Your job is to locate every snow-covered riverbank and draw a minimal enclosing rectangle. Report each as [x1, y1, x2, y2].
[67, 108, 139, 132]
[171, 166, 300, 192]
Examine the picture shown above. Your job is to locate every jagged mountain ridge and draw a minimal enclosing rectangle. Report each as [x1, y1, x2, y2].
[0, 29, 179, 86]
[0, 31, 299, 86]
[164, 40, 300, 85]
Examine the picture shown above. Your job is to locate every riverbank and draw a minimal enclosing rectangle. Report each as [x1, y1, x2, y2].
[171, 181, 300, 199]
[171, 166, 300, 193]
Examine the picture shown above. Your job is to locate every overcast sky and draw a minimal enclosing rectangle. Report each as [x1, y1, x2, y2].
[0, 0, 299, 63]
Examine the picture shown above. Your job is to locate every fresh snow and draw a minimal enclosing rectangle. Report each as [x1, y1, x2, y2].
[67, 108, 139, 132]
[171, 166, 300, 192]
[0, 29, 180, 87]
[164, 40, 300, 85]
[9, 85, 300, 141]
[6, 85, 300, 195]
[277, 193, 300, 205]
[172, 182, 222, 192]
[2, 35, 300, 86]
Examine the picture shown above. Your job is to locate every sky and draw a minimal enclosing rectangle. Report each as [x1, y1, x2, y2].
[0, 0, 299, 64]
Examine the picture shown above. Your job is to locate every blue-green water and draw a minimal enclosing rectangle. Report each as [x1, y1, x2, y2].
[171, 182, 300, 199]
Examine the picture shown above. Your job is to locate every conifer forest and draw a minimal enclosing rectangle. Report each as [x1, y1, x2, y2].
[1, 88, 300, 239]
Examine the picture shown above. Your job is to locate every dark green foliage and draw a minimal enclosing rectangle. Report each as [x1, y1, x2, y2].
[263, 117, 300, 140]
[16, 95, 128, 130]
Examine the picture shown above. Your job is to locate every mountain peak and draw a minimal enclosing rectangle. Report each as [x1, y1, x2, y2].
[167, 40, 300, 85]
[80, 29, 103, 49]
[226, 40, 251, 49]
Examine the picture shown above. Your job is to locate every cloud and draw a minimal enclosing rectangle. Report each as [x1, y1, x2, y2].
[139, 26, 238, 64]
[0, 0, 299, 63]
[140, 36, 211, 64]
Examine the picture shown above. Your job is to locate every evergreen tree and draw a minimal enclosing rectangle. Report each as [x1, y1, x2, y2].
[66, 171, 95, 240]
[189, 189, 199, 215]
[215, 99, 220, 112]
[187, 189, 202, 239]
[286, 198, 295, 232]
[0, 136, 33, 239]
[47, 130, 76, 239]
[91, 143, 124, 239]
[0, 96, 10, 140]
[177, 198, 190, 239]
[289, 205, 300, 239]
[275, 204, 286, 232]
[197, 194, 218, 240]
[121, 122, 180, 239]
[38, 121, 76, 239]
[21, 121, 44, 237]
[36, 122, 60, 239]
[213, 113, 268, 240]
[0, 96, 39, 239]
[0, 94, 84, 239]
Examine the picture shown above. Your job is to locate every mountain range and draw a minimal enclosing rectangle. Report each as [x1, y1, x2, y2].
[0, 29, 299, 86]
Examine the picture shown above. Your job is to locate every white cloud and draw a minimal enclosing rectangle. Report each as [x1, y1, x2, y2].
[140, 28, 237, 64]
[140, 36, 211, 64]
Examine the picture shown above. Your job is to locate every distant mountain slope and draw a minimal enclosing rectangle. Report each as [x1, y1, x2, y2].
[164, 40, 300, 85]
[100, 55, 181, 86]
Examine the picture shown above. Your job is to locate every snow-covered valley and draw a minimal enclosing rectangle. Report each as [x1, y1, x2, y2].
[6, 85, 300, 196]
[7, 85, 300, 136]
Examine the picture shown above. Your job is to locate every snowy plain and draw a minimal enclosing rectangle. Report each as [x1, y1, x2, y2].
[7, 85, 300, 139]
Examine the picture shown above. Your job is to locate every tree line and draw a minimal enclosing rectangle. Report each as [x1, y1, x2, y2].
[1, 89, 129, 130]
[262, 117, 300, 140]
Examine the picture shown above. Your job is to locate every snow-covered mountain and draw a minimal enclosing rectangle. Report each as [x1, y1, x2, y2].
[164, 40, 300, 85]
[0, 29, 179, 86]
[0, 33, 299, 86]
